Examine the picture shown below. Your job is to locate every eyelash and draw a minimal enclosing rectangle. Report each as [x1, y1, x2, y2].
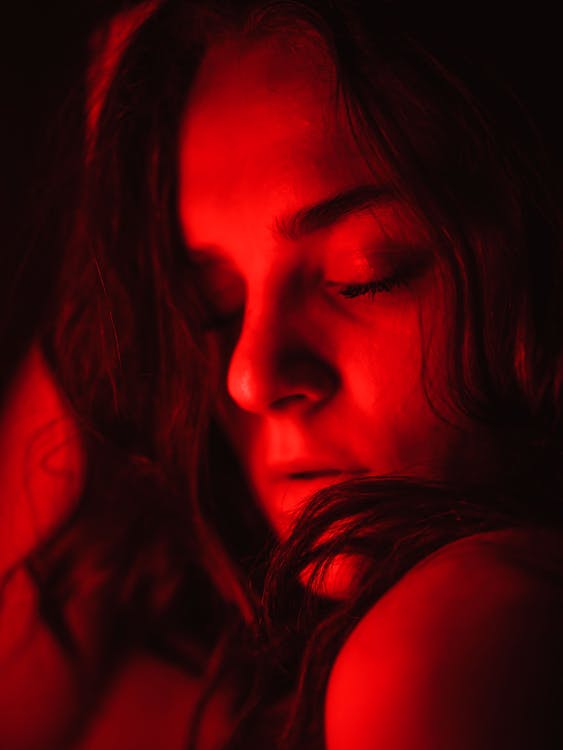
[201, 275, 408, 331]
[337, 272, 411, 299]
[198, 263, 423, 331]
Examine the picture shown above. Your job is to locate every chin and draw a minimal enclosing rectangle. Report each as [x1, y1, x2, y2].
[260, 474, 360, 537]
[299, 554, 362, 601]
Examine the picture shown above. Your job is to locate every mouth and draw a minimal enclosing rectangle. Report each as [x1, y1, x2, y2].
[269, 465, 369, 484]
[258, 465, 369, 538]
[287, 469, 345, 480]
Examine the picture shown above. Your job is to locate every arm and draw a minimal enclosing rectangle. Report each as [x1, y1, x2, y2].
[0, 344, 85, 577]
[0, 346, 86, 749]
[325, 532, 563, 750]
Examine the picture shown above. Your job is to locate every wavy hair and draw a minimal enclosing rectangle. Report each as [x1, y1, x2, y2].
[38, 1, 562, 747]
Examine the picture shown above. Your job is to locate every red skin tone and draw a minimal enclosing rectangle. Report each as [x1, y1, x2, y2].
[3, 21, 560, 750]
[178, 41, 563, 748]
[0, 346, 84, 577]
[0, 348, 85, 748]
[178, 34, 491, 547]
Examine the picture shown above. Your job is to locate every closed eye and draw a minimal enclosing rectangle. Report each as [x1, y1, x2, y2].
[180, 255, 245, 331]
[323, 237, 434, 301]
[337, 274, 411, 299]
[328, 258, 429, 301]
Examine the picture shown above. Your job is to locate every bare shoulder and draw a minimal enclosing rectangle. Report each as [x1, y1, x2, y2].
[325, 527, 563, 750]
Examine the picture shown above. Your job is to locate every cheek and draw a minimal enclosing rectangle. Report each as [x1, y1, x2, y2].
[339, 303, 456, 469]
[339, 306, 425, 415]
[210, 284, 458, 483]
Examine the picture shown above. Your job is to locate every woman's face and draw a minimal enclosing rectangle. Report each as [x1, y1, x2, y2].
[178, 34, 487, 538]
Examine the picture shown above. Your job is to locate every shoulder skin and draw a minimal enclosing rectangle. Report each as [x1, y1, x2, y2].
[325, 528, 563, 750]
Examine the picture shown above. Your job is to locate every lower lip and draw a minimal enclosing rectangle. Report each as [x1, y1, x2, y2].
[266, 472, 367, 536]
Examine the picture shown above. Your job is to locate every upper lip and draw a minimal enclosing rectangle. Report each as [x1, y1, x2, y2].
[267, 462, 368, 480]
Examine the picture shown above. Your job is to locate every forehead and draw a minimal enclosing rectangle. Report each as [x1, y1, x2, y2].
[178, 32, 379, 253]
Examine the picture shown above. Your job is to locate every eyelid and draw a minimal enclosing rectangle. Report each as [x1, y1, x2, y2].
[325, 248, 432, 285]
[185, 257, 245, 330]
[329, 273, 411, 300]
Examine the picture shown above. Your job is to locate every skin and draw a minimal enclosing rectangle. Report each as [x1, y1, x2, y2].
[178, 37, 563, 746]
[178, 33, 492, 541]
[0, 354, 223, 747]
[0, 345, 84, 577]
[325, 529, 563, 749]
[2, 22, 560, 750]
[0, 346, 86, 749]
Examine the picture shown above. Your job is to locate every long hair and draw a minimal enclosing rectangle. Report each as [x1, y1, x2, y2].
[39, 1, 562, 747]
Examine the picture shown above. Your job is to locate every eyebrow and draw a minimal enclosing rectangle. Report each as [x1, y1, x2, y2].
[273, 184, 396, 242]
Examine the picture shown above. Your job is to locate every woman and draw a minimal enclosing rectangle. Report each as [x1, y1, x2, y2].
[9, 0, 563, 748]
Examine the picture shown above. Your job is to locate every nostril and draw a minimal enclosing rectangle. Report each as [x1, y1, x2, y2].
[267, 360, 340, 412]
[269, 393, 309, 411]
[225, 310, 341, 414]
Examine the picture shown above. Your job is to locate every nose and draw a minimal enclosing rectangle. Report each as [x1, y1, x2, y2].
[226, 298, 339, 415]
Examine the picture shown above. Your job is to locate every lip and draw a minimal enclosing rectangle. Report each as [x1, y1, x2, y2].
[288, 469, 345, 480]
[267, 463, 368, 481]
